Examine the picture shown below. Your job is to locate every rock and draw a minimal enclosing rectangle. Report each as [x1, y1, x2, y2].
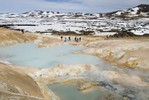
[127, 94, 135, 99]
[124, 57, 138, 68]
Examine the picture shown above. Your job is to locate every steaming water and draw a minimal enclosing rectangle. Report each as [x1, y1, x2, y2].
[48, 84, 103, 100]
[0, 43, 100, 68]
[0, 43, 149, 99]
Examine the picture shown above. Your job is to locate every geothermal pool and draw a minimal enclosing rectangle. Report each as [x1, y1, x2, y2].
[0, 43, 149, 100]
[48, 84, 106, 100]
[0, 43, 101, 68]
[0, 43, 114, 100]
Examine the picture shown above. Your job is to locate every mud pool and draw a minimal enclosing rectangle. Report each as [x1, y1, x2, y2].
[1, 43, 149, 100]
[0, 43, 101, 68]
[48, 83, 114, 100]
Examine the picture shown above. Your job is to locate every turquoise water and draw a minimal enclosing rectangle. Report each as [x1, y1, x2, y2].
[0, 43, 100, 68]
[48, 84, 105, 100]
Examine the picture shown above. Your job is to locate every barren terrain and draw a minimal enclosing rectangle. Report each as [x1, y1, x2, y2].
[0, 27, 149, 100]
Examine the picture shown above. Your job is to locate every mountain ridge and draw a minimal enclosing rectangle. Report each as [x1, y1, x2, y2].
[106, 4, 149, 18]
[0, 4, 148, 19]
[0, 4, 148, 35]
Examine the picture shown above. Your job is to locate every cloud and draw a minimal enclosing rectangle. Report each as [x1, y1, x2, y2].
[0, 0, 88, 13]
[0, 0, 148, 13]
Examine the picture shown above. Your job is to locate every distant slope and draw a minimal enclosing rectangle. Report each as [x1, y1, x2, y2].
[0, 4, 148, 19]
[105, 4, 149, 18]
[0, 4, 148, 36]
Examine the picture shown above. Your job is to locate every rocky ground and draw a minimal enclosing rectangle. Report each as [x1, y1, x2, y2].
[76, 37, 149, 71]
[0, 27, 149, 100]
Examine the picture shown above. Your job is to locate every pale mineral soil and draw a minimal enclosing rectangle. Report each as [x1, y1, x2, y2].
[0, 27, 149, 100]
[75, 36, 149, 71]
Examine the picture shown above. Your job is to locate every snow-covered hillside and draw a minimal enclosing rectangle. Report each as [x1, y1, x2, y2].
[107, 4, 149, 18]
[0, 4, 149, 36]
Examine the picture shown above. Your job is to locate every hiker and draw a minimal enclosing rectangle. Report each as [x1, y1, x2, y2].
[76, 37, 78, 42]
[61, 36, 63, 41]
[21, 29, 24, 34]
[74, 37, 77, 42]
[106, 35, 109, 39]
[68, 36, 71, 41]
[79, 37, 81, 42]
[64, 37, 67, 42]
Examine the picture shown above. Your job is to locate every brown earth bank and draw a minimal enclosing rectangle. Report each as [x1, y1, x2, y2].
[0, 27, 37, 46]
[0, 27, 63, 47]
[0, 62, 44, 100]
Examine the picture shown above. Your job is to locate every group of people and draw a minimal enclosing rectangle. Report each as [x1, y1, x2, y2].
[74, 37, 81, 42]
[61, 36, 82, 42]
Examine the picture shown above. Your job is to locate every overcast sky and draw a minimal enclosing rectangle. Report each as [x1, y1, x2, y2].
[0, 0, 148, 13]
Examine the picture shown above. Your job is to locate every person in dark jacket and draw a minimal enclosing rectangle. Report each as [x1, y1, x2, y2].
[68, 36, 71, 41]
[61, 36, 63, 41]
[21, 29, 24, 34]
